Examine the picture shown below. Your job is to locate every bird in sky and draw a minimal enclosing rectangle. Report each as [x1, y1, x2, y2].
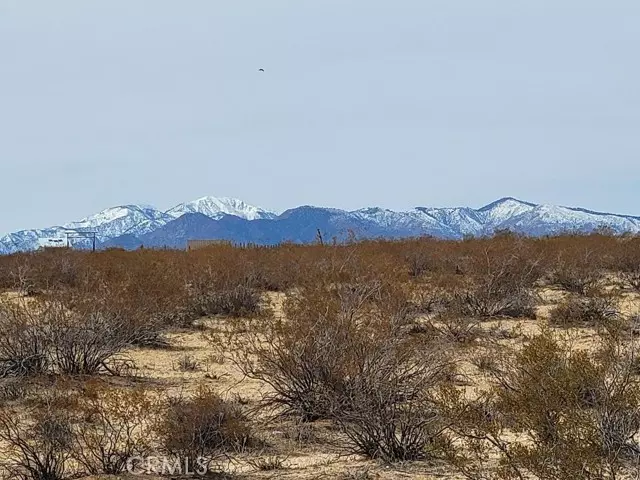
[258, 68, 265, 72]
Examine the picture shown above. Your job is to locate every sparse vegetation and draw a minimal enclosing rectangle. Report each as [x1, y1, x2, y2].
[0, 234, 640, 478]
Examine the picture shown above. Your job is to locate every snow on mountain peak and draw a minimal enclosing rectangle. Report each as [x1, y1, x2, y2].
[66, 205, 151, 228]
[478, 197, 537, 227]
[166, 196, 276, 221]
[63, 205, 173, 239]
[2, 196, 640, 255]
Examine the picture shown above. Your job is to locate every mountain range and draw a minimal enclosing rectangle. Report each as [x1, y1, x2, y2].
[1, 196, 639, 254]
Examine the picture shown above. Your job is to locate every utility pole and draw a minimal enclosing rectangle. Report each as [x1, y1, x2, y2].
[65, 231, 97, 252]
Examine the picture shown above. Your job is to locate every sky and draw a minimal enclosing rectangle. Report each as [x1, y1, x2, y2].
[1, 1, 639, 234]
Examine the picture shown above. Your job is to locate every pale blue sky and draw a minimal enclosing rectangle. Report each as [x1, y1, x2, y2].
[1, 1, 639, 234]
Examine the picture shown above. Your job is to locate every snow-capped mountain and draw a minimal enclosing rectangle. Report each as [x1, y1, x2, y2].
[167, 196, 276, 221]
[0, 196, 276, 254]
[0, 227, 70, 255]
[350, 197, 640, 241]
[64, 205, 174, 240]
[477, 197, 538, 227]
[351, 207, 461, 238]
[489, 201, 640, 236]
[2, 196, 640, 254]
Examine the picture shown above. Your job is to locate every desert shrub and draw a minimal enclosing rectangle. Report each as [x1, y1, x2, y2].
[549, 292, 620, 327]
[281, 420, 319, 445]
[229, 280, 417, 421]
[338, 469, 378, 480]
[616, 241, 640, 291]
[620, 269, 640, 292]
[0, 399, 75, 480]
[247, 455, 288, 471]
[405, 247, 439, 278]
[444, 329, 640, 479]
[0, 250, 85, 294]
[187, 281, 263, 319]
[2, 261, 39, 296]
[0, 297, 135, 377]
[71, 383, 158, 475]
[155, 386, 253, 468]
[0, 379, 31, 402]
[331, 337, 452, 461]
[424, 315, 483, 346]
[48, 310, 135, 375]
[470, 348, 502, 374]
[0, 382, 159, 478]
[454, 287, 536, 319]
[41, 252, 83, 290]
[175, 354, 201, 372]
[228, 280, 454, 461]
[60, 280, 173, 348]
[450, 246, 540, 318]
[0, 301, 50, 378]
[549, 251, 604, 295]
[628, 314, 640, 336]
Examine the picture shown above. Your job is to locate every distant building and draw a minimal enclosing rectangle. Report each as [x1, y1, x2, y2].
[38, 237, 68, 250]
[186, 239, 231, 251]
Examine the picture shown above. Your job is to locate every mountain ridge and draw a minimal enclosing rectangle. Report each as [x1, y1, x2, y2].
[1, 196, 639, 254]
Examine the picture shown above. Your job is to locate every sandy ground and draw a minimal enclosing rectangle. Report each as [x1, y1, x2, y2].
[3, 286, 640, 479]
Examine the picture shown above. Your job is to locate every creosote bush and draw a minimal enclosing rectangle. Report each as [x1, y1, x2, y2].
[186, 278, 264, 319]
[0, 302, 50, 378]
[0, 383, 160, 479]
[226, 279, 455, 461]
[549, 251, 605, 295]
[617, 240, 640, 291]
[228, 280, 416, 421]
[443, 328, 640, 479]
[425, 314, 484, 346]
[0, 297, 135, 377]
[71, 382, 158, 475]
[549, 291, 620, 327]
[0, 393, 75, 480]
[155, 386, 253, 469]
[449, 245, 540, 319]
[331, 337, 453, 461]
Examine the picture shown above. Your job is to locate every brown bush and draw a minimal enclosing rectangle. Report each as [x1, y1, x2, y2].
[229, 280, 417, 421]
[71, 382, 158, 475]
[154, 386, 253, 469]
[449, 246, 540, 318]
[331, 337, 453, 461]
[0, 297, 135, 377]
[0, 301, 50, 378]
[226, 279, 455, 461]
[549, 291, 620, 327]
[404, 243, 442, 278]
[549, 251, 604, 295]
[186, 279, 264, 319]
[0, 396, 75, 480]
[617, 239, 640, 291]
[0, 250, 88, 295]
[0, 382, 161, 478]
[50, 312, 135, 376]
[425, 314, 484, 346]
